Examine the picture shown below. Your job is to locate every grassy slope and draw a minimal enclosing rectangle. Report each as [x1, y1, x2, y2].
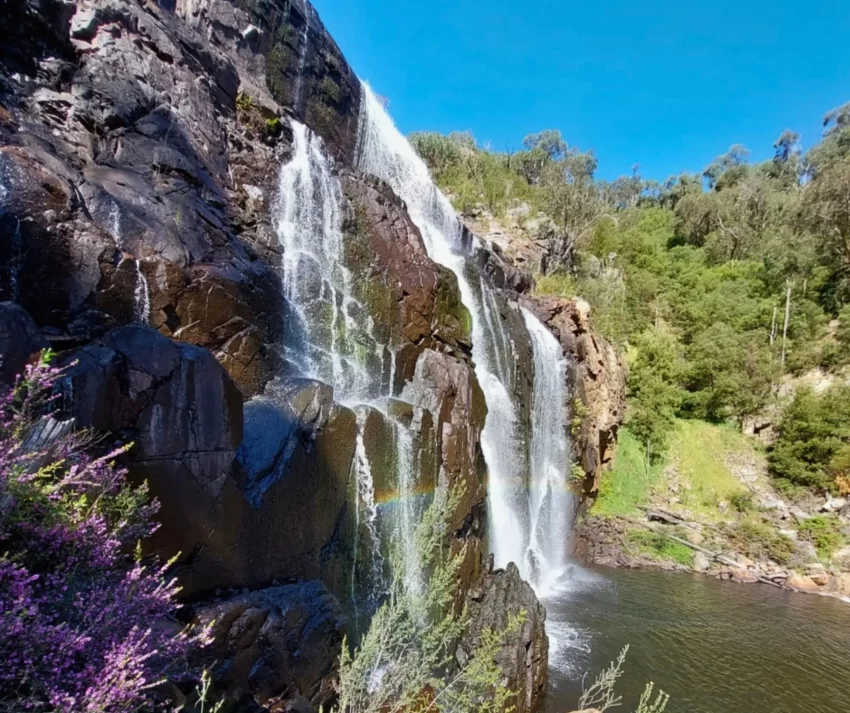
[593, 419, 755, 519]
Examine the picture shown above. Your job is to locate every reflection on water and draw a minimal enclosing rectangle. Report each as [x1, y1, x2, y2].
[542, 566, 850, 713]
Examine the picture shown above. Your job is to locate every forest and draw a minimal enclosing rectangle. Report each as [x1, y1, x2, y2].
[411, 103, 850, 498]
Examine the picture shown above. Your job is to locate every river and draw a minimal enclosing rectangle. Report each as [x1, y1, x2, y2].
[541, 566, 850, 713]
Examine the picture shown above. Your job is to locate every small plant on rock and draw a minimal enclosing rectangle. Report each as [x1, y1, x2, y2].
[337, 485, 520, 713]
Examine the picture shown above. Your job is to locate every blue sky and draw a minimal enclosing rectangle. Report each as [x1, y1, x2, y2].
[312, 0, 850, 181]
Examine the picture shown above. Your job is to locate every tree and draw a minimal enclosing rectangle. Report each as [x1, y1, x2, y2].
[768, 385, 850, 492]
[684, 323, 776, 425]
[627, 328, 683, 459]
[522, 129, 567, 160]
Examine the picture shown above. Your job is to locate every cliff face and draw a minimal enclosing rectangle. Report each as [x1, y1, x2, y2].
[0, 2, 624, 710]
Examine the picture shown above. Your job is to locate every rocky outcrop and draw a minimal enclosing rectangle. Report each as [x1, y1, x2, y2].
[65, 324, 243, 497]
[0, 0, 365, 397]
[521, 295, 626, 497]
[0, 301, 49, 386]
[461, 562, 548, 713]
[194, 581, 348, 709]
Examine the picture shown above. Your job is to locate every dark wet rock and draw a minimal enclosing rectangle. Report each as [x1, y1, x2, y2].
[64, 324, 243, 497]
[194, 581, 348, 709]
[0, 301, 49, 386]
[460, 562, 548, 713]
[341, 174, 473, 367]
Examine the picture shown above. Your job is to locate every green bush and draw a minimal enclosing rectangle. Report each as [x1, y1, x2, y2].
[729, 490, 755, 513]
[627, 529, 694, 566]
[728, 521, 795, 565]
[798, 515, 845, 559]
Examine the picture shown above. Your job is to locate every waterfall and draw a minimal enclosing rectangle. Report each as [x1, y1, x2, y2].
[276, 121, 381, 404]
[275, 120, 429, 613]
[351, 410, 386, 622]
[355, 83, 529, 573]
[134, 259, 150, 324]
[393, 420, 423, 597]
[521, 307, 573, 593]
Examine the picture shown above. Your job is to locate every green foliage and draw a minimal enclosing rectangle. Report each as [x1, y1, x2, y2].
[627, 328, 683, 458]
[414, 101, 850, 500]
[798, 515, 845, 559]
[627, 530, 694, 566]
[768, 385, 850, 492]
[337, 485, 519, 713]
[729, 490, 755, 513]
[593, 428, 664, 517]
[727, 521, 795, 565]
[235, 91, 253, 111]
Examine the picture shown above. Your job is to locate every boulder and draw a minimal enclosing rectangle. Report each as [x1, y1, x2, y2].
[460, 563, 548, 713]
[693, 552, 711, 572]
[787, 575, 821, 593]
[0, 302, 48, 386]
[194, 582, 348, 708]
[821, 497, 848, 513]
[65, 325, 243, 497]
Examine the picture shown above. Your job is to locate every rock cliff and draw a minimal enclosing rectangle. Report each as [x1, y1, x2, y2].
[0, 1, 625, 711]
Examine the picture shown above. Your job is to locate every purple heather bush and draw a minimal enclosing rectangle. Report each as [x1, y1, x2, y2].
[0, 353, 204, 712]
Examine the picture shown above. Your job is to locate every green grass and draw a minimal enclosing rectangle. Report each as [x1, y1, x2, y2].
[592, 427, 664, 516]
[627, 530, 694, 566]
[666, 419, 754, 519]
[798, 515, 845, 561]
[593, 419, 759, 519]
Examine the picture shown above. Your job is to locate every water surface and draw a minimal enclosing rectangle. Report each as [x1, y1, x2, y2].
[543, 566, 850, 713]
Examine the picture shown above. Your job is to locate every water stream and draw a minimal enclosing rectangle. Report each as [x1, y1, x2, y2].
[521, 307, 573, 594]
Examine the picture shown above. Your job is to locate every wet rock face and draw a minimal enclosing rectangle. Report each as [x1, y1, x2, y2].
[461, 562, 548, 713]
[0, 0, 365, 396]
[0, 301, 49, 386]
[341, 174, 473, 365]
[194, 581, 349, 709]
[521, 295, 627, 498]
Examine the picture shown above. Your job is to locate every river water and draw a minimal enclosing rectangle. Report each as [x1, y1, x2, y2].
[542, 566, 850, 713]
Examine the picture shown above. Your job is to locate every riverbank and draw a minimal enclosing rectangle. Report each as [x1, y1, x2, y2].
[577, 420, 850, 601]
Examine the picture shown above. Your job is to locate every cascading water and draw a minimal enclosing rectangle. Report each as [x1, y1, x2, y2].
[521, 307, 573, 593]
[276, 121, 381, 404]
[134, 260, 151, 324]
[275, 120, 429, 616]
[355, 83, 530, 573]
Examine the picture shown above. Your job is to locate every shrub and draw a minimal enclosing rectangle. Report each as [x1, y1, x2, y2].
[627, 529, 693, 566]
[729, 490, 755, 513]
[0, 355, 202, 711]
[798, 515, 844, 559]
[578, 645, 670, 713]
[728, 521, 795, 565]
[337, 486, 519, 713]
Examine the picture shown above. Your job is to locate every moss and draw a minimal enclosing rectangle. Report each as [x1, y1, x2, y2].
[264, 116, 282, 136]
[321, 76, 343, 104]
